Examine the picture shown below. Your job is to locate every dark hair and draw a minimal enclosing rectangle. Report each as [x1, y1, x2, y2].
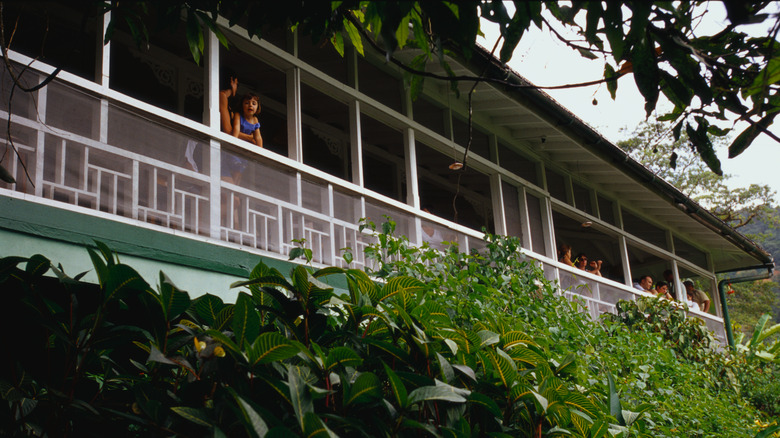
[242, 93, 261, 115]
[656, 281, 668, 289]
[220, 67, 237, 91]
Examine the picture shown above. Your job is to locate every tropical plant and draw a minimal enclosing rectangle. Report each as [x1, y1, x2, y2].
[2, 229, 778, 437]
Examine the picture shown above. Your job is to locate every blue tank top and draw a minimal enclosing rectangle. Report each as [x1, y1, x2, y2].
[239, 114, 261, 135]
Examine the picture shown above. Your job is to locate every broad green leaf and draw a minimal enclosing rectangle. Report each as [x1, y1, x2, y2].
[343, 17, 363, 56]
[476, 330, 500, 348]
[344, 372, 382, 406]
[159, 271, 191, 321]
[105, 264, 150, 302]
[436, 352, 455, 383]
[248, 332, 300, 365]
[757, 322, 780, 344]
[563, 393, 598, 417]
[501, 331, 536, 349]
[302, 412, 337, 438]
[607, 373, 624, 425]
[185, 9, 204, 64]
[407, 382, 469, 405]
[379, 276, 425, 302]
[749, 314, 771, 348]
[467, 392, 502, 417]
[233, 292, 261, 348]
[25, 254, 50, 278]
[214, 305, 235, 331]
[330, 31, 345, 57]
[228, 388, 269, 438]
[728, 112, 777, 159]
[383, 362, 408, 408]
[288, 366, 313, 431]
[744, 58, 780, 98]
[325, 346, 363, 371]
[480, 350, 516, 387]
[194, 294, 224, 327]
[171, 406, 212, 427]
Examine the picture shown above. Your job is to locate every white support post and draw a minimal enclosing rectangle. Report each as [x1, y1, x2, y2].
[34, 80, 47, 197]
[349, 100, 363, 187]
[519, 188, 532, 250]
[491, 173, 506, 235]
[205, 31, 220, 130]
[97, 9, 111, 89]
[287, 67, 303, 162]
[404, 128, 419, 209]
[209, 139, 221, 239]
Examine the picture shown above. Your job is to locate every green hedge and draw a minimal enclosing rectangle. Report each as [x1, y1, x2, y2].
[1, 227, 778, 437]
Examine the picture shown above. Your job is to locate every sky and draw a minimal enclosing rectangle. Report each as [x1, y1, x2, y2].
[478, 4, 780, 198]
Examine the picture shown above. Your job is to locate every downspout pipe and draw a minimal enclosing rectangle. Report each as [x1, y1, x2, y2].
[718, 266, 774, 350]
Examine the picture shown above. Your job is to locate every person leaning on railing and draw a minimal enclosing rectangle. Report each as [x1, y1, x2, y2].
[653, 281, 675, 300]
[683, 280, 710, 312]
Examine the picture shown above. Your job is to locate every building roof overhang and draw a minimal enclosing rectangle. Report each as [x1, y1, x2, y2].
[397, 44, 773, 274]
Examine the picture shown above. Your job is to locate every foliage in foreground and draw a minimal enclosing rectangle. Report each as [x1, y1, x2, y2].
[1, 229, 779, 437]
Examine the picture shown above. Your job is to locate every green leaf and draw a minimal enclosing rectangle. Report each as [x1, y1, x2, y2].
[744, 58, 780, 98]
[343, 16, 363, 56]
[344, 372, 382, 406]
[185, 9, 204, 65]
[407, 382, 469, 405]
[159, 272, 191, 321]
[330, 31, 345, 57]
[382, 362, 408, 408]
[227, 388, 269, 438]
[233, 292, 261, 348]
[0, 164, 15, 184]
[467, 392, 502, 417]
[302, 412, 337, 438]
[288, 366, 314, 431]
[755, 425, 780, 438]
[749, 314, 771, 348]
[248, 332, 300, 365]
[631, 32, 660, 116]
[607, 373, 624, 425]
[194, 294, 224, 327]
[728, 112, 777, 158]
[378, 276, 425, 302]
[105, 264, 150, 302]
[480, 349, 516, 387]
[325, 346, 363, 371]
[171, 406, 212, 427]
[476, 330, 500, 348]
[25, 254, 50, 278]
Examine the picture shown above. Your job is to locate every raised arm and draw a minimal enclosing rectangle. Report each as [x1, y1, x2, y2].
[220, 91, 233, 135]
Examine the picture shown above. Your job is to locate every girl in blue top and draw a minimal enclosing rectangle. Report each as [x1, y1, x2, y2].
[233, 93, 263, 148]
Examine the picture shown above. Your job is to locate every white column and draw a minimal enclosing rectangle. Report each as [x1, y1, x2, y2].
[349, 100, 363, 187]
[205, 31, 220, 129]
[404, 128, 419, 209]
[287, 67, 303, 162]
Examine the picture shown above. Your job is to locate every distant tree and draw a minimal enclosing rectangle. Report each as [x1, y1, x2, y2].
[618, 121, 779, 231]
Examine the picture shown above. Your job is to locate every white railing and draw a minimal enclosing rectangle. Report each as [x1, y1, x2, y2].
[0, 68, 727, 344]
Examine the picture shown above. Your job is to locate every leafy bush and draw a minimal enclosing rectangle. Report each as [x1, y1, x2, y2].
[1, 228, 778, 437]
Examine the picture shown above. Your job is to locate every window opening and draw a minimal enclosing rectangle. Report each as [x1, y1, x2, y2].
[545, 167, 568, 204]
[109, 6, 203, 122]
[416, 141, 493, 233]
[361, 113, 405, 201]
[553, 210, 622, 282]
[498, 142, 538, 186]
[356, 56, 403, 113]
[622, 209, 669, 250]
[301, 82, 351, 180]
[4, 2, 98, 82]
